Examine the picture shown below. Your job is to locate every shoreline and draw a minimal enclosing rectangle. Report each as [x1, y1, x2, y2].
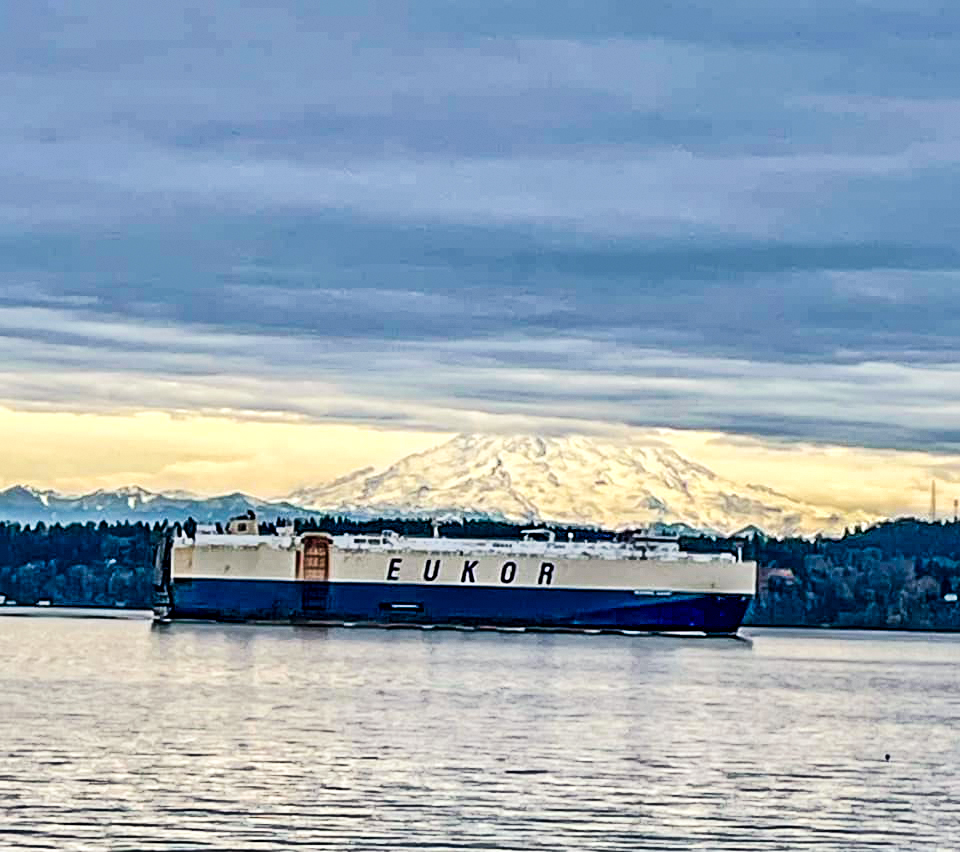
[1, 604, 959, 634]
[0, 605, 153, 619]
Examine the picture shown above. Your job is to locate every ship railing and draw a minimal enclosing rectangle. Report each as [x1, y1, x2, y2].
[330, 535, 740, 562]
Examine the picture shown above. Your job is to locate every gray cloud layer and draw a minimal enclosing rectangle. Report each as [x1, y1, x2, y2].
[2, 1, 960, 451]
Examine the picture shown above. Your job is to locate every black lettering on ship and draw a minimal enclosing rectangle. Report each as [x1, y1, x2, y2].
[500, 561, 517, 584]
[461, 560, 478, 583]
[423, 559, 441, 581]
[387, 557, 402, 581]
[538, 561, 555, 586]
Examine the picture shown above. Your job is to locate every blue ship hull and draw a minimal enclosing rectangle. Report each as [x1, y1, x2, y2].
[168, 579, 751, 634]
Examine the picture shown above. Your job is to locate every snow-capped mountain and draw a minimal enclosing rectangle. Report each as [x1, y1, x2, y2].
[284, 433, 867, 536]
[0, 485, 310, 527]
[2, 433, 871, 535]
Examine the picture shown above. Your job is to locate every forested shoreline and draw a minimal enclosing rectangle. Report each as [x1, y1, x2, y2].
[739, 520, 960, 630]
[1, 517, 958, 630]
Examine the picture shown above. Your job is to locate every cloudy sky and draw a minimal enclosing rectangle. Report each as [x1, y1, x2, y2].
[2, 1, 960, 516]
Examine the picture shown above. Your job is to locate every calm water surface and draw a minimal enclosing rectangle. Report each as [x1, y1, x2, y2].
[0, 618, 958, 851]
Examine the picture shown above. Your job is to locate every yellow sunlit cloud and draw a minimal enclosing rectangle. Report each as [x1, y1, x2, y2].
[0, 406, 956, 521]
[0, 407, 446, 497]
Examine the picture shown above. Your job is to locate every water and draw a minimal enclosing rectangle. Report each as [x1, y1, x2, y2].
[1, 618, 958, 851]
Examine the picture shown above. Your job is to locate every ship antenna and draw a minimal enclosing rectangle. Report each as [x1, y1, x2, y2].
[931, 480, 937, 522]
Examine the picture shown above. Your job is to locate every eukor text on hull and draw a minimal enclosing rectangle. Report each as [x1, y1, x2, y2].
[153, 514, 757, 635]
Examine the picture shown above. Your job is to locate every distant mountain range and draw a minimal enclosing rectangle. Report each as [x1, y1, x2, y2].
[1, 433, 873, 536]
[0, 485, 310, 527]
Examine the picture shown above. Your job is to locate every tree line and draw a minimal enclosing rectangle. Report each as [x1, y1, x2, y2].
[0, 520, 161, 608]
[0, 516, 958, 629]
[742, 519, 960, 630]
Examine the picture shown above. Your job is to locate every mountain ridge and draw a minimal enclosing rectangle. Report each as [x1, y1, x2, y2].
[283, 433, 870, 536]
[1, 433, 873, 535]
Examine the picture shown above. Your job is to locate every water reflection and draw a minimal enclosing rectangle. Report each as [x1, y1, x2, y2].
[0, 619, 957, 850]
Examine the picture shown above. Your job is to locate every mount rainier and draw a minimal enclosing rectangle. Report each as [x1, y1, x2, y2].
[284, 433, 864, 537]
[1, 434, 868, 535]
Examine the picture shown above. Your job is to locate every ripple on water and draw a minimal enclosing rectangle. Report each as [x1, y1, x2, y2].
[0, 621, 958, 850]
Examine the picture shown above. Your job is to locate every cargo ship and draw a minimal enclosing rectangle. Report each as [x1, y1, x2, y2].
[153, 514, 756, 634]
